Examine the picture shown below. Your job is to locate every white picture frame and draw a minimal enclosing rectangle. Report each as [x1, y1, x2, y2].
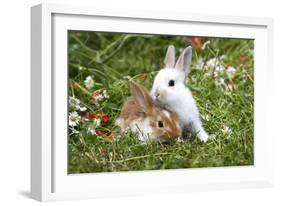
[31, 3, 274, 202]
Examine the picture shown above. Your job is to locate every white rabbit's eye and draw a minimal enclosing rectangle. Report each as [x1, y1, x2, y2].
[158, 121, 164, 128]
[168, 80, 175, 87]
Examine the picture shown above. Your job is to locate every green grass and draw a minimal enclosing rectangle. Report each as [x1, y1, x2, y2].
[68, 31, 254, 173]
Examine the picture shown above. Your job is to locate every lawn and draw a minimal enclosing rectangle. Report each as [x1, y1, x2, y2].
[68, 31, 254, 173]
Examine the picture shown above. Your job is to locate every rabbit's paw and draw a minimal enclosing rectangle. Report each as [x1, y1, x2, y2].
[198, 130, 209, 142]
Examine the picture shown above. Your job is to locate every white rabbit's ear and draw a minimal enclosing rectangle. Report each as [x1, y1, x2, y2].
[175, 46, 192, 75]
[164, 45, 175, 68]
[129, 80, 153, 112]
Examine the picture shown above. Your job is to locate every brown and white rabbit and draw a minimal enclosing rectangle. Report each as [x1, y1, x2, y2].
[116, 80, 182, 143]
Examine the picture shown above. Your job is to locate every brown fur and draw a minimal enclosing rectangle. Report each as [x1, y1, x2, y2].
[117, 97, 145, 130]
[150, 110, 181, 142]
[116, 81, 181, 142]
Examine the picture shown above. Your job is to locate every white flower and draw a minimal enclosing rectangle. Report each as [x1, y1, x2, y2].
[69, 96, 80, 106]
[69, 111, 81, 127]
[213, 71, 219, 78]
[206, 57, 225, 72]
[87, 128, 96, 135]
[215, 78, 225, 86]
[93, 118, 101, 128]
[69, 96, 81, 111]
[79, 106, 87, 112]
[102, 90, 109, 99]
[87, 118, 101, 135]
[84, 76, 95, 90]
[69, 96, 87, 111]
[222, 125, 232, 139]
[206, 57, 218, 69]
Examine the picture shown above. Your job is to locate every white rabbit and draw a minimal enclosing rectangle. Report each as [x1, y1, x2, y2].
[150, 45, 208, 142]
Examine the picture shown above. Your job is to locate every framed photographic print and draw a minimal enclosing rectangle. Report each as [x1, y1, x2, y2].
[31, 3, 274, 201]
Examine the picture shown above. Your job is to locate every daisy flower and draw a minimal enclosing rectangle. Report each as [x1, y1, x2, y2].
[69, 96, 80, 105]
[69, 111, 81, 127]
[222, 125, 232, 139]
[84, 76, 95, 90]
[69, 96, 81, 111]
[69, 96, 87, 112]
[206, 56, 225, 72]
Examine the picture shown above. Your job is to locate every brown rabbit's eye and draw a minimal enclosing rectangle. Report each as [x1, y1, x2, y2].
[168, 80, 175, 87]
[158, 121, 164, 128]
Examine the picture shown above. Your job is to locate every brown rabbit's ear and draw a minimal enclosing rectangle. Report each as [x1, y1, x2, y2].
[164, 45, 175, 68]
[129, 80, 153, 113]
[175, 46, 192, 75]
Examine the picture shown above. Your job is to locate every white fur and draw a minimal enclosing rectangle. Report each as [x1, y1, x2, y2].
[150, 46, 208, 142]
[130, 118, 153, 141]
[116, 117, 154, 141]
[162, 110, 171, 119]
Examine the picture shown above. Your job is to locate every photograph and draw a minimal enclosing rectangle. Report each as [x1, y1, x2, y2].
[67, 31, 254, 174]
